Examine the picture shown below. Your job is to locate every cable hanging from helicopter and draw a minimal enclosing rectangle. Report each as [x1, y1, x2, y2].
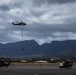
[12, 21, 27, 51]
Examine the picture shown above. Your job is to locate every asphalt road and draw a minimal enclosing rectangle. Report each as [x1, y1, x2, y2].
[0, 63, 76, 75]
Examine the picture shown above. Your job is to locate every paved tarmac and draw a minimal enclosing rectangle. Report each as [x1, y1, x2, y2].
[0, 63, 76, 75]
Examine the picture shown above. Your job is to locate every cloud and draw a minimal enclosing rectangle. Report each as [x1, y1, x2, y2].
[33, 0, 76, 6]
[0, 0, 76, 45]
[0, 5, 10, 11]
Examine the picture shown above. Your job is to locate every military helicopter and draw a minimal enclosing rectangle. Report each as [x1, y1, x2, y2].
[0, 58, 11, 68]
[12, 21, 26, 26]
[12, 21, 27, 51]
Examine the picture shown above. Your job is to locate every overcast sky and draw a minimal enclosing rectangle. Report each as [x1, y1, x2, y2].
[0, 0, 76, 45]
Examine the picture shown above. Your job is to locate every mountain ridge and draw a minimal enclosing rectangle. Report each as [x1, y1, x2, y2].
[0, 40, 76, 57]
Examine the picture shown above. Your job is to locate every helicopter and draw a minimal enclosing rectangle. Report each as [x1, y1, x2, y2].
[0, 58, 11, 68]
[12, 21, 27, 51]
[12, 21, 26, 26]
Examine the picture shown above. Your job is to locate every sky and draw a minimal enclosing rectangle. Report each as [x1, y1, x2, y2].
[0, 0, 76, 45]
